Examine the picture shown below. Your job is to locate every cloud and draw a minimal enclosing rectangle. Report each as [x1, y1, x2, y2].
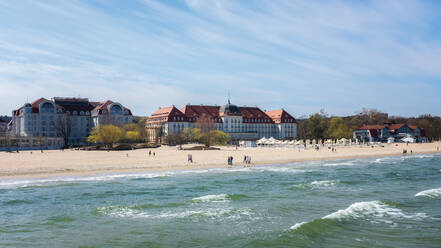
[0, 0, 440, 117]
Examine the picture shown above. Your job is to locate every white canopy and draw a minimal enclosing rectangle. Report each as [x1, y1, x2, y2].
[401, 137, 415, 143]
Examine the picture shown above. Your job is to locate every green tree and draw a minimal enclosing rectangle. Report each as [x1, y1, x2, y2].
[125, 131, 140, 142]
[87, 125, 123, 148]
[87, 127, 102, 143]
[328, 117, 351, 139]
[305, 113, 327, 140]
[196, 130, 230, 146]
[101, 125, 123, 148]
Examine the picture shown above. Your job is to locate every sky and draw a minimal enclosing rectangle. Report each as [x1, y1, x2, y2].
[1, 0, 441, 118]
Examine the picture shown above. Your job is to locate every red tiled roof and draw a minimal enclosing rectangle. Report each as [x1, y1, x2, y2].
[181, 105, 222, 123]
[147, 106, 187, 123]
[265, 109, 297, 124]
[358, 125, 386, 130]
[241, 107, 273, 123]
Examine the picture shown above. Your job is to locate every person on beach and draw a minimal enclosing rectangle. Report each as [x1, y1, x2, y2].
[243, 155, 247, 163]
[153, 152, 155, 156]
[247, 156, 251, 165]
[188, 154, 193, 163]
[149, 151, 151, 156]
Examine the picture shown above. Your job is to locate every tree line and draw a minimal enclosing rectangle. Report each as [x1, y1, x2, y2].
[297, 108, 441, 141]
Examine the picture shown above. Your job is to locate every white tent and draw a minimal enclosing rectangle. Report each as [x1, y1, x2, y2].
[257, 137, 268, 145]
[401, 137, 415, 143]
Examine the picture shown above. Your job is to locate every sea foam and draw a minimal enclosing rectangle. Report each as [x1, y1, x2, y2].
[310, 180, 339, 187]
[323, 201, 427, 223]
[415, 187, 441, 198]
[192, 194, 229, 203]
[290, 201, 427, 230]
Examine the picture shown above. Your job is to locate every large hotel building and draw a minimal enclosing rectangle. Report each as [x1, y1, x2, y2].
[146, 100, 297, 143]
[11, 97, 133, 145]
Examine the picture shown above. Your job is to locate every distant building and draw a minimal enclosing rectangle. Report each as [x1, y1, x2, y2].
[145, 100, 297, 144]
[10, 97, 133, 146]
[353, 123, 426, 142]
[0, 116, 11, 134]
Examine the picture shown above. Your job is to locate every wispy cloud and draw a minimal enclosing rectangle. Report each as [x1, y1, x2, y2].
[0, 0, 440, 117]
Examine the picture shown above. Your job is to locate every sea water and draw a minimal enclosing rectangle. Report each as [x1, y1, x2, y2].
[1, 154, 440, 247]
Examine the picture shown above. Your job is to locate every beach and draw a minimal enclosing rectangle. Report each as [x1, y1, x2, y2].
[1, 142, 440, 179]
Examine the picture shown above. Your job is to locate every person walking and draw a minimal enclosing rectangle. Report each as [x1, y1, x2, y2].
[188, 154, 193, 163]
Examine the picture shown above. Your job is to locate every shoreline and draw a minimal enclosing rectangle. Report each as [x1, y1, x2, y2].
[1, 142, 440, 181]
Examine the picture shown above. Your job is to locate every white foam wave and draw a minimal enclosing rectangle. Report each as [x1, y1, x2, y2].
[192, 194, 229, 203]
[0, 172, 173, 189]
[323, 201, 427, 224]
[323, 161, 355, 167]
[290, 221, 307, 230]
[97, 205, 254, 220]
[311, 180, 339, 187]
[290, 200, 428, 231]
[415, 187, 441, 198]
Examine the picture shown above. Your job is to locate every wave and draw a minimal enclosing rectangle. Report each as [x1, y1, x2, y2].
[96, 205, 255, 220]
[415, 187, 441, 198]
[191, 193, 250, 203]
[310, 180, 339, 187]
[323, 161, 356, 167]
[290, 201, 428, 231]
[0, 172, 173, 189]
[192, 194, 229, 203]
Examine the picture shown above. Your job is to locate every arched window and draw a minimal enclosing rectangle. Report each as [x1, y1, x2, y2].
[73, 111, 78, 115]
[41, 102, 55, 113]
[110, 104, 123, 115]
[80, 111, 84, 115]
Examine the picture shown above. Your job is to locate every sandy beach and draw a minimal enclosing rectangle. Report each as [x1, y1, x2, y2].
[0, 142, 440, 180]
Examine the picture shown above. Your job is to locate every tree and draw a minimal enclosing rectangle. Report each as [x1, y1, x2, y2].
[304, 113, 328, 140]
[125, 131, 140, 142]
[87, 127, 102, 143]
[182, 128, 201, 143]
[55, 115, 73, 147]
[328, 117, 351, 139]
[100, 125, 123, 148]
[87, 125, 123, 148]
[195, 114, 217, 147]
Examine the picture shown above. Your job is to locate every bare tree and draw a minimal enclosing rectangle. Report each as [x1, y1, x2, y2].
[195, 114, 217, 147]
[55, 115, 73, 147]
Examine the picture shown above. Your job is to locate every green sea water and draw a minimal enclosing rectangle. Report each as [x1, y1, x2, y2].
[0, 154, 440, 247]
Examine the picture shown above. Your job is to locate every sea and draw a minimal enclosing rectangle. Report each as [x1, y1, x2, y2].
[1, 154, 440, 247]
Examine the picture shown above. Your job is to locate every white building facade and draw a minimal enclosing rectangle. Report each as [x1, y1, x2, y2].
[11, 97, 133, 146]
[146, 101, 297, 144]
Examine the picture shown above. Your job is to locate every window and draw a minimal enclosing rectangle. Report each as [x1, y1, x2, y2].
[42, 121, 46, 126]
[73, 111, 78, 115]
[80, 111, 84, 115]
[110, 105, 123, 115]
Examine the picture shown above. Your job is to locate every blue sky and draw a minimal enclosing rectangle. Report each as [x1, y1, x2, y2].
[1, 0, 440, 117]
